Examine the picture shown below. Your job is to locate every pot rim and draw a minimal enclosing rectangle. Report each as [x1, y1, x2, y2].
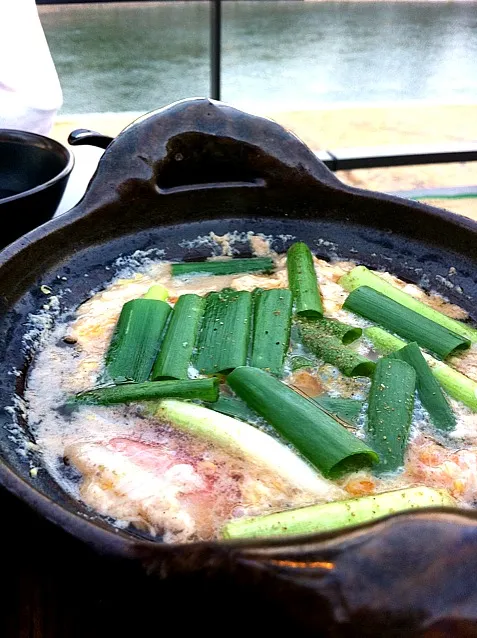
[0, 128, 75, 204]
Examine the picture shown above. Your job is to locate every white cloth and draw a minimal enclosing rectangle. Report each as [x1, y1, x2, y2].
[0, 0, 63, 135]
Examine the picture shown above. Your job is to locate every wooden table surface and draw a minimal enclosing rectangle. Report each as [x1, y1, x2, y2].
[0, 488, 162, 638]
[1, 486, 301, 637]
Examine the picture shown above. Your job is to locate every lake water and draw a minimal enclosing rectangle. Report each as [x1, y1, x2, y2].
[39, 1, 477, 114]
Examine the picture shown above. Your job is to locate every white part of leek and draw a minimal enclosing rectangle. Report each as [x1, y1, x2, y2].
[222, 486, 456, 539]
[152, 399, 345, 500]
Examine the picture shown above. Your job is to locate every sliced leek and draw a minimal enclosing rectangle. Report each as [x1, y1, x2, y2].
[287, 242, 323, 317]
[250, 288, 293, 376]
[366, 358, 416, 473]
[389, 342, 456, 431]
[194, 288, 252, 374]
[104, 288, 171, 383]
[74, 378, 219, 405]
[227, 366, 378, 478]
[340, 265, 477, 343]
[151, 293, 205, 380]
[171, 257, 274, 277]
[222, 486, 455, 539]
[365, 326, 477, 412]
[298, 320, 375, 377]
[152, 399, 345, 498]
[343, 286, 470, 359]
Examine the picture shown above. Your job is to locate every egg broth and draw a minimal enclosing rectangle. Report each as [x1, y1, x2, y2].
[22, 232, 477, 543]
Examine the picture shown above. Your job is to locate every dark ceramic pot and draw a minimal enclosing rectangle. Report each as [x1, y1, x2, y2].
[0, 129, 74, 248]
[1, 99, 477, 636]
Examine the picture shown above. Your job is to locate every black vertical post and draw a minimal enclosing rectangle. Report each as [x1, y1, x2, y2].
[210, 0, 221, 100]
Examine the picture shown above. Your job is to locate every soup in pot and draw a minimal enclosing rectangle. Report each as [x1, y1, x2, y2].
[22, 232, 477, 543]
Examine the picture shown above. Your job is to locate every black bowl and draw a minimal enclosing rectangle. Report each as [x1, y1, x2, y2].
[0, 129, 74, 248]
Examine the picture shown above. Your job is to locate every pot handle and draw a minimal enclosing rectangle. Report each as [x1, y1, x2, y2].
[68, 129, 114, 150]
[149, 100, 342, 194]
[139, 508, 477, 634]
[73, 98, 344, 213]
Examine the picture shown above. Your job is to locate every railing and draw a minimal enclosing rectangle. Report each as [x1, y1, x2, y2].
[40, 0, 477, 201]
[210, 0, 222, 101]
[315, 142, 477, 198]
[209, 1, 477, 199]
[315, 143, 477, 172]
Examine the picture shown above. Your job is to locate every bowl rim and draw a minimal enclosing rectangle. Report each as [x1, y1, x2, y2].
[0, 128, 75, 204]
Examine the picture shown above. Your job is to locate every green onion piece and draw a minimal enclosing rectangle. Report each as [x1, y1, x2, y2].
[298, 320, 375, 377]
[428, 358, 477, 412]
[222, 486, 456, 539]
[105, 298, 171, 383]
[205, 394, 259, 423]
[73, 378, 219, 405]
[304, 316, 362, 344]
[250, 288, 293, 376]
[340, 265, 477, 343]
[314, 397, 363, 425]
[142, 284, 169, 301]
[151, 294, 205, 380]
[194, 289, 253, 374]
[365, 326, 477, 412]
[389, 342, 456, 431]
[227, 366, 378, 478]
[290, 355, 315, 371]
[343, 286, 471, 359]
[366, 358, 416, 474]
[364, 326, 406, 355]
[151, 399, 346, 498]
[171, 257, 274, 277]
[286, 242, 323, 317]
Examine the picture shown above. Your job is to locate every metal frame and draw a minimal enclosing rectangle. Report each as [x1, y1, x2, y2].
[314, 144, 477, 198]
[210, 0, 221, 100]
[315, 142, 477, 171]
[209, 1, 477, 195]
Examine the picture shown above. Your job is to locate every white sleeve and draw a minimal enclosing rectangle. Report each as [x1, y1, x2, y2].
[0, 0, 63, 135]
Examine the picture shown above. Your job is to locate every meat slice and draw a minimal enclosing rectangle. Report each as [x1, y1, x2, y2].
[404, 436, 477, 503]
[65, 438, 236, 543]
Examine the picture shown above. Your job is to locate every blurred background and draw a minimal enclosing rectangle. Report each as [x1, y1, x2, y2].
[37, 0, 477, 217]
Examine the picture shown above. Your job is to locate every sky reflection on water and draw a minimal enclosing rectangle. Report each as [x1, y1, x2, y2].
[39, 1, 477, 114]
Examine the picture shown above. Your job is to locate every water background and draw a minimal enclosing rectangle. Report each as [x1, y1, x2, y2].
[39, 1, 477, 114]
